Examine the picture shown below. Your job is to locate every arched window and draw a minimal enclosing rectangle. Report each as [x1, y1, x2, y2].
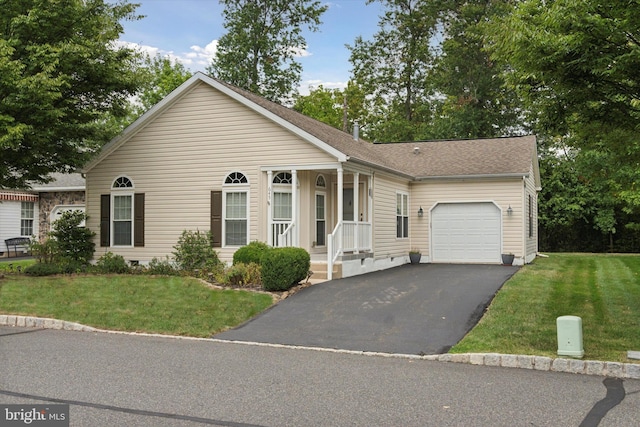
[223, 172, 249, 246]
[111, 177, 134, 246]
[273, 172, 292, 184]
[272, 172, 292, 222]
[112, 176, 133, 188]
[225, 172, 248, 184]
[316, 175, 326, 188]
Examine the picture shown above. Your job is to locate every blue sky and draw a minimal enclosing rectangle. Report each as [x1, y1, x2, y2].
[116, 1, 385, 94]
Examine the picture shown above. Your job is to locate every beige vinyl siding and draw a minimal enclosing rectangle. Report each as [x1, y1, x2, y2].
[86, 81, 336, 263]
[410, 178, 524, 259]
[372, 172, 411, 258]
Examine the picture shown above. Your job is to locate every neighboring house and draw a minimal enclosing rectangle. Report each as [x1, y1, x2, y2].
[82, 72, 540, 279]
[0, 173, 85, 256]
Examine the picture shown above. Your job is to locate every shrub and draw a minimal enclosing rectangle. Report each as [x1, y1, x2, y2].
[172, 230, 222, 272]
[147, 257, 179, 276]
[29, 237, 59, 264]
[24, 263, 62, 276]
[233, 241, 271, 265]
[261, 247, 310, 292]
[95, 252, 130, 274]
[222, 262, 262, 288]
[49, 211, 95, 265]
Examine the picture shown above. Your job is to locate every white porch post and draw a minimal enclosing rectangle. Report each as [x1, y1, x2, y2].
[337, 165, 343, 225]
[291, 169, 297, 246]
[353, 172, 359, 253]
[267, 170, 273, 246]
[368, 174, 373, 251]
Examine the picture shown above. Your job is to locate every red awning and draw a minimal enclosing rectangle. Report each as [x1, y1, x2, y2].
[0, 192, 39, 202]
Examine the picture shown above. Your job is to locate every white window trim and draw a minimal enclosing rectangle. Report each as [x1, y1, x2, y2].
[315, 191, 327, 247]
[111, 191, 134, 248]
[20, 201, 35, 237]
[396, 191, 409, 240]
[223, 172, 250, 248]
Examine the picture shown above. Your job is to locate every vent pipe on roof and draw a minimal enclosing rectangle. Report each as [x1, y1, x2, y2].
[414, 147, 420, 154]
[353, 122, 359, 141]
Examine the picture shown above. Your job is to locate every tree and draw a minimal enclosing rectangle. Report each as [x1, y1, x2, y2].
[208, 0, 327, 103]
[292, 81, 368, 136]
[424, 0, 522, 139]
[136, 55, 192, 116]
[489, 0, 640, 211]
[0, 0, 143, 189]
[348, 0, 438, 142]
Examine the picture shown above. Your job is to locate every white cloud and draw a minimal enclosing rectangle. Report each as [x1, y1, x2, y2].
[113, 39, 218, 72]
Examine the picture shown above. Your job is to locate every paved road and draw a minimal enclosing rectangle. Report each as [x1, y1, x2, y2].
[216, 264, 519, 354]
[2, 327, 639, 426]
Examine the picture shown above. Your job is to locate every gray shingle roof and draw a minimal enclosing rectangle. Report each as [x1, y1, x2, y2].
[218, 78, 536, 179]
[30, 173, 85, 191]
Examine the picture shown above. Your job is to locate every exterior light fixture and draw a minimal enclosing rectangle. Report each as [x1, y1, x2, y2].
[418, 206, 424, 217]
[507, 205, 513, 216]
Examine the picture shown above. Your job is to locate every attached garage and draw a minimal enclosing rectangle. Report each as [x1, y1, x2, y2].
[431, 202, 501, 263]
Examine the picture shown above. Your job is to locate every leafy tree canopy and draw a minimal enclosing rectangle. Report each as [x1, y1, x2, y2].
[0, 0, 143, 189]
[208, 0, 327, 103]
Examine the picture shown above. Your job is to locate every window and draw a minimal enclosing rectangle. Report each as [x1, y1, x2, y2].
[113, 194, 132, 246]
[272, 172, 293, 221]
[101, 178, 144, 248]
[316, 193, 326, 246]
[396, 193, 409, 238]
[21, 202, 35, 236]
[223, 172, 249, 246]
[273, 172, 292, 184]
[528, 194, 533, 238]
[111, 177, 133, 246]
[316, 175, 326, 188]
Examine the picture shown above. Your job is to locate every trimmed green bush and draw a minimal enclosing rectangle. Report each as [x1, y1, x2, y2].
[261, 247, 310, 292]
[173, 230, 222, 272]
[233, 241, 271, 265]
[147, 257, 179, 276]
[50, 210, 95, 264]
[223, 262, 262, 287]
[24, 263, 62, 276]
[95, 252, 130, 274]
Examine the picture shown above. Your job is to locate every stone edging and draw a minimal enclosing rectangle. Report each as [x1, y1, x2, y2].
[2, 315, 639, 380]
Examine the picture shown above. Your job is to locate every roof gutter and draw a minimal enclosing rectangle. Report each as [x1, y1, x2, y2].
[349, 157, 414, 180]
[415, 172, 529, 181]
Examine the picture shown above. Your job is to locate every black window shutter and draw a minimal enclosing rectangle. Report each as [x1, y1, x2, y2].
[134, 193, 145, 247]
[100, 195, 110, 247]
[211, 191, 222, 247]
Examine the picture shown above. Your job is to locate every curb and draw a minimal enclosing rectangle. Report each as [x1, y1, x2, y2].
[2, 315, 639, 380]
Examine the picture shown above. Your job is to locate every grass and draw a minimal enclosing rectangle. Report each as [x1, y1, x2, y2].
[0, 258, 36, 273]
[451, 253, 640, 363]
[0, 274, 274, 337]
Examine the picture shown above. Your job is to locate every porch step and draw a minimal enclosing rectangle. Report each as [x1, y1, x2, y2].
[309, 261, 341, 281]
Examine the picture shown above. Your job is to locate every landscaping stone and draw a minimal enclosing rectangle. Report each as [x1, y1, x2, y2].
[517, 356, 535, 370]
[534, 356, 552, 371]
[605, 362, 624, 378]
[469, 354, 485, 365]
[484, 353, 501, 367]
[501, 355, 518, 368]
[551, 358, 570, 372]
[450, 354, 470, 364]
[586, 361, 605, 376]
[625, 363, 640, 380]
[568, 360, 586, 374]
[438, 354, 453, 362]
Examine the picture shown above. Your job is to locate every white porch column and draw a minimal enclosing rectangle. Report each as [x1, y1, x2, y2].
[337, 165, 343, 224]
[368, 174, 373, 251]
[353, 172, 359, 253]
[291, 169, 297, 246]
[267, 170, 273, 246]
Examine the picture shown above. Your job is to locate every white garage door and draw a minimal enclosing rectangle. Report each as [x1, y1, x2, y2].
[431, 202, 501, 263]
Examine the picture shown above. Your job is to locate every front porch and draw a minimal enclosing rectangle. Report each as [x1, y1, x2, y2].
[263, 165, 374, 280]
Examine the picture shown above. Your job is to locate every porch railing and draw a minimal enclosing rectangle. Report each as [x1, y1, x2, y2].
[327, 221, 372, 280]
[272, 221, 294, 247]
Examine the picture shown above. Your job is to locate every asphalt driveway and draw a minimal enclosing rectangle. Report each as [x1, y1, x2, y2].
[215, 264, 518, 355]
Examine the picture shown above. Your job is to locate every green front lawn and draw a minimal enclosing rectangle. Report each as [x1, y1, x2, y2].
[452, 253, 640, 363]
[0, 274, 274, 337]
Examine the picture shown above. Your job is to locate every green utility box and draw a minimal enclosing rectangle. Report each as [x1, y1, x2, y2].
[557, 315, 584, 358]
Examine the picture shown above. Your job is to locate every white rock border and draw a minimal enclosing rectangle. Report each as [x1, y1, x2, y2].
[2, 315, 639, 380]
